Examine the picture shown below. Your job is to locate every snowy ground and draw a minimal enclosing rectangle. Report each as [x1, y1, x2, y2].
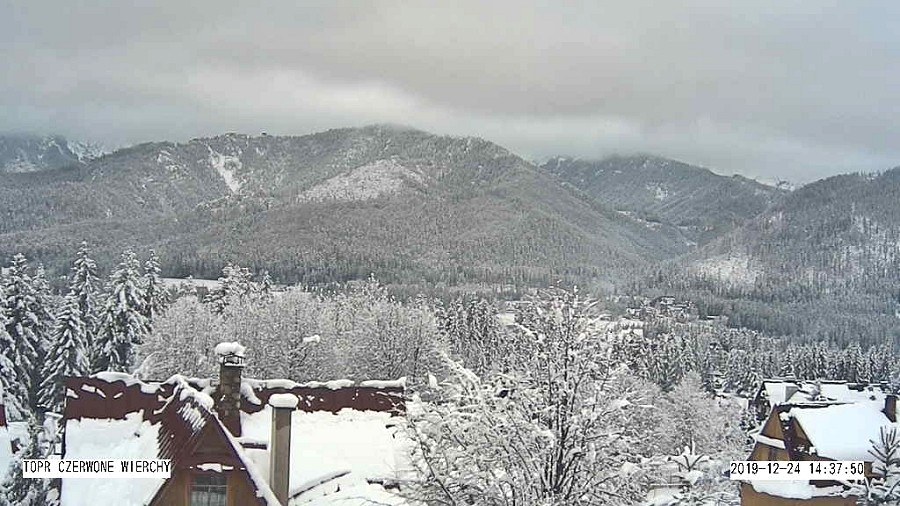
[297, 159, 423, 203]
[694, 254, 761, 286]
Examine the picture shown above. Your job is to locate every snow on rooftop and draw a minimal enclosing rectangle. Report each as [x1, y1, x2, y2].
[291, 480, 408, 506]
[61, 413, 163, 506]
[752, 433, 785, 449]
[358, 378, 406, 389]
[215, 342, 246, 357]
[245, 378, 376, 391]
[764, 382, 796, 405]
[750, 480, 845, 500]
[819, 383, 885, 403]
[239, 406, 413, 503]
[269, 393, 300, 409]
[790, 401, 893, 461]
[159, 277, 221, 290]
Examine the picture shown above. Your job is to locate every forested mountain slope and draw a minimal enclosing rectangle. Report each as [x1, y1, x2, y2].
[0, 126, 694, 289]
[542, 155, 786, 245]
[654, 169, 900, 345]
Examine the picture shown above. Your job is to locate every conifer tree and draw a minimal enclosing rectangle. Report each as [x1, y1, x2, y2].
[258, 270, 274, 299]
[851, 427, 900, 505]
[38, 294, 89, 413]
[0, 303, 27, 420]
[91, 249, 148, 372]
[2, 254, 52, 410]
[205, 263, 254, 314]
[0, 416, 57, 506]
[141, 249, 168, 324]
[68, 242, 100, 341]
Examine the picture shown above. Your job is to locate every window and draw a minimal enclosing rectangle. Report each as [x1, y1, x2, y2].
[190, 474, 227, 506]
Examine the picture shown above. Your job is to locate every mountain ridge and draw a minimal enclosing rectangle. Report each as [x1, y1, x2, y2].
[0, 127, 697, 289]
[540, 154, 787, 246]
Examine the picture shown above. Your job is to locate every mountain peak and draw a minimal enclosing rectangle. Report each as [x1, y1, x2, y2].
[0, 133, 105, 173]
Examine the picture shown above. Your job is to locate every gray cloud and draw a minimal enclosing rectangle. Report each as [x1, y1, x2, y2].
[3, 0, 899, 182]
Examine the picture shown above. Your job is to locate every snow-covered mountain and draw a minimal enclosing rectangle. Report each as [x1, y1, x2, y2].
[0, 134, 105, 173]
[0, 126, 697, 287]
[541, 155, 787, 246]
[649, 168, 900, 344]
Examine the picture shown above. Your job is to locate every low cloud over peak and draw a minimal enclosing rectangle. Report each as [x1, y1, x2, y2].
[4, 0, 899, 182]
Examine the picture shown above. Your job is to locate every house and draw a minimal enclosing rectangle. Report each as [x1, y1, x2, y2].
[740, 395, 898, 505]
[750, 379, 891, 422]
[59, 342, 412, 506]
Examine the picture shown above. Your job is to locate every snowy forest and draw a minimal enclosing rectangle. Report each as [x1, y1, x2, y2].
[1, 242, 898, 505]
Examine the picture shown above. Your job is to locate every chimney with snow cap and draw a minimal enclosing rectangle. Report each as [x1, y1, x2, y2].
[268, 393, 297, 505]
[213, 342, 246, 436]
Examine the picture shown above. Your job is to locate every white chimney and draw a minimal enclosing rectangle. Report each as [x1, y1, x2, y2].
[268, 393, 298, 504]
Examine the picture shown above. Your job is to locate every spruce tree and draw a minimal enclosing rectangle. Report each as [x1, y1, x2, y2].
[91, 249, 148, 372]
[206, 263, 254, 314]
[38, 294, 89, 413]
[141, 249, 168, 324]
[69, 242, 100, 342]
[0, 416, 57, 506]
[2, 254, 52, 410]
[259, 270, 274, 298]
[851, 427, 900, 505]
[0, 294, 26, 420]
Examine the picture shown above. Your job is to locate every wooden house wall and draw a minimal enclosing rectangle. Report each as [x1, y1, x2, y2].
[151, 470, 260, 506]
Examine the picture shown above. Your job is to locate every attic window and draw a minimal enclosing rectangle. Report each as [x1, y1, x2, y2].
[190, 474, 226, 506]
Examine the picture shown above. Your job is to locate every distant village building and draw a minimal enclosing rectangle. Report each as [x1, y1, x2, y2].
[56, 342, 410, 506]
[626, 295, 698, 322]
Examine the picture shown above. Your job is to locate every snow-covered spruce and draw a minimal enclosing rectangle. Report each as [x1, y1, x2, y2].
[91, 249, 149, 373]
[141, 249, 169, 324]
[39, 294, 91, 413]
[2, 254, 53, 411]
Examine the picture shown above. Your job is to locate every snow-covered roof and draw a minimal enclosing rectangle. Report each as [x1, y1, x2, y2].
[757, 379, 891, 408]
[61, 413, 162, 506]
[160, 277, 221, 290]
[749, 480, 845, 500]
[60, 373, 409, 505]
[239, 406, 414, 504]
[789, 401, 895, 461]
[763, 381, 797, 406]
[818, 383, 886, 403]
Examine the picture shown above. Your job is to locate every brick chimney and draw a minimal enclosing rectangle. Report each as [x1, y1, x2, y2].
[268, 393, 297, 505]
[885, 394, 897, 423]
[213, 342, 246, 437]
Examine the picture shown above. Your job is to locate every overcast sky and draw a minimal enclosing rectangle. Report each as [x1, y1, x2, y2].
[3, 1, 899, 182]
